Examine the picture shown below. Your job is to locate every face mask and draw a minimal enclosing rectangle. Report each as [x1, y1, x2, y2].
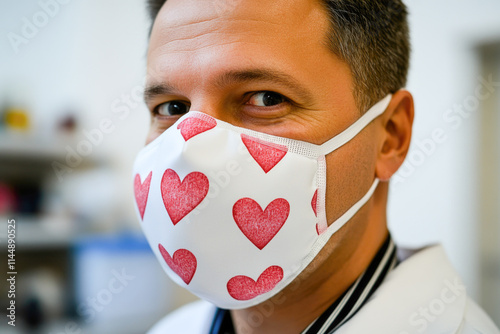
[133, 94, 392, 309]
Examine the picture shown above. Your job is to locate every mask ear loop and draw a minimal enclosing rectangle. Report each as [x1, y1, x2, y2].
[314, 94, 392, 234]
[317, 94, 392, 156]
[322, 178, 379, 237]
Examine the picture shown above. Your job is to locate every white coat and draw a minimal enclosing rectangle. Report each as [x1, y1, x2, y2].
[148, 245, 500, 334]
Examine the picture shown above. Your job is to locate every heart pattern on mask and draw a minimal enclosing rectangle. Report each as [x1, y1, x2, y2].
[161, 169, 209, 225]
[311, 189, 318, 217]
[241, 134, 288, 173]
[227, 266, 284, 300]
[134, 172, 152, 220]
[159, 244, 197, 285]
[177, 116, 217, 141]
[233, 198, 290, 250]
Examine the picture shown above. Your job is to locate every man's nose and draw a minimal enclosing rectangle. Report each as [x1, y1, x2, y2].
[188, 98, 240, 126]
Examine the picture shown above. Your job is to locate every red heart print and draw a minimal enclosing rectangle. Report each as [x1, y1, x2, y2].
[134, 172, 152, 220]
[177, 116, 216, 141]
[241, 134, 288, 173]
[159, 244, 197, 284]
[161, 169, 209, 225]
[227, 266, 284, 301]
[316, 224, 321, 235]
[233, 198, 290, 250]
[311, 189, 318, 217]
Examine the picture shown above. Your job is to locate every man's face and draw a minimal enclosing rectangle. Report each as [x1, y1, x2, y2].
[145, 0, 380, 227]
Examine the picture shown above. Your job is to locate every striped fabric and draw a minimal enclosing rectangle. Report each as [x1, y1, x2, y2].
[210, 235, 397, 334]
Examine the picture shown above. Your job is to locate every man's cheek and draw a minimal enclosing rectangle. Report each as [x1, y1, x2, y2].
[146, 119, 179, 144]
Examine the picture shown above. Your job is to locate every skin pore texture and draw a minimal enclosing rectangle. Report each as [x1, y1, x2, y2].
[144, 0, 414, 333]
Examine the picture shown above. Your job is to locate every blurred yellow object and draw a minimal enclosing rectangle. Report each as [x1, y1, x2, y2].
[4, 107, 30, 130]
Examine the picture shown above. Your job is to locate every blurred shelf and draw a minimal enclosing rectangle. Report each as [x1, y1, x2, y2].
[0, 215, 77, 250]
[0, 133, 101, 181]
[0, 132, 69, 161]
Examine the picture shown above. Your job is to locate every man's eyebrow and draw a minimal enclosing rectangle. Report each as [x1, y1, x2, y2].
[144, 82, 177, 104]
[216, 69, 314, 103]
[144, 68, 313, 104]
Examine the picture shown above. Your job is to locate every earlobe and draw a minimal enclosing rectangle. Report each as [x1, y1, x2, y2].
[375, 90, 414, 181]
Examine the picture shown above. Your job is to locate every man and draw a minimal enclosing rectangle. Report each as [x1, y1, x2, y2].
[132, 0, 500, 333]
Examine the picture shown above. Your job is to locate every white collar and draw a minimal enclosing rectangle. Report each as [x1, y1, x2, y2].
[335, 245, 467, 334]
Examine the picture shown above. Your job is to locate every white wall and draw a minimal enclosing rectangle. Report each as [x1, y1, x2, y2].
[1, 0, 151, 227]
[389, 0, 500, 302]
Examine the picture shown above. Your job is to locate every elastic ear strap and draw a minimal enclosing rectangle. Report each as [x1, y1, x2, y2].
[323, 178, 379, 239]
[318, 94, 392, 155]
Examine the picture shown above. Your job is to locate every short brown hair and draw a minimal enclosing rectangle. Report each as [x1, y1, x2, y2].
[146, 0, 410, 112]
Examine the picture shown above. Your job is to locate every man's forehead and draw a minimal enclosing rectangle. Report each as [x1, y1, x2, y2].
[147, 0, 331, 82]
[150, 0, 328, 44]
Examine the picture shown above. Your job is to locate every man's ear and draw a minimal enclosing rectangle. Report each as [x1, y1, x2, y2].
[375, 90, 414, 181]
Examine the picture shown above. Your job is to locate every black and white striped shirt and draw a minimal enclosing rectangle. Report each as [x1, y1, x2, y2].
[209, 235, 397, 334]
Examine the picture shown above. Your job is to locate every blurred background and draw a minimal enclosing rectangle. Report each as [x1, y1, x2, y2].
[0, 0, 499, 333]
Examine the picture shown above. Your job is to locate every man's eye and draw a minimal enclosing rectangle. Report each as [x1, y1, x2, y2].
[247, 91, 285, 107]
[155, 101, 190, 116]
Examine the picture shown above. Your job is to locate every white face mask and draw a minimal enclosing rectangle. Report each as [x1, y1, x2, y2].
[133, 95, 392, 309]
